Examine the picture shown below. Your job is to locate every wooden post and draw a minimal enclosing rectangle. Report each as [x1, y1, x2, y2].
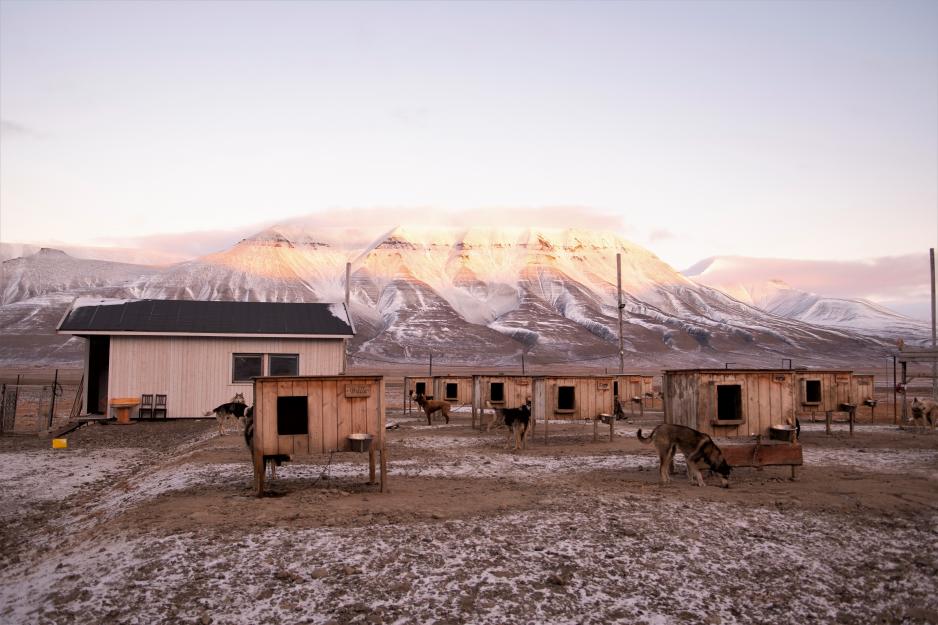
[368, 446, 377, 484]
[592, 416, 598, 443]
[379, 446, 388, 493]
[825, 410, 832, 435]
[253, 450, 265, 497]
[471, 376, 480, 430]
[901, 361, 908, 424]
[849, 407, 855, 436]
[640, 397, 645, 419]
[931, 248, 936, 400]
[609, 414, 614, 442]
[790, 465, 797, 481]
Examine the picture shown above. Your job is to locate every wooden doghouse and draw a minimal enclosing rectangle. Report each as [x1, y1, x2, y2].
[533, 375, 618, 443]
[251, 375, 387, 496]
[663, 369, 806, 476]
[663, 368, 874, 476]
[471, 375, 534, 429]
[434, 375, 473, 405]
[612, 374, 656, 415]
[404, 376, 433, 413]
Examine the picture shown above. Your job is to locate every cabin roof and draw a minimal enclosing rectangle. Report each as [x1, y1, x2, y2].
[57, 299, 355, 338]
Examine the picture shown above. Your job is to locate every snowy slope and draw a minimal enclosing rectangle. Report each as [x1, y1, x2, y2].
[687, 257, 930, 340]
[0, 227, 923, 368]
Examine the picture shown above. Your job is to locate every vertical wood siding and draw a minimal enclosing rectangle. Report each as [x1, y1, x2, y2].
[665, 370, 863, 438]
[254, 376, 384, 456]
[108, 337, 343, 418]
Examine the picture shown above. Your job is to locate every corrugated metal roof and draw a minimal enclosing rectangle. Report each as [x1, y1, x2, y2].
[57, 299, 354, 337]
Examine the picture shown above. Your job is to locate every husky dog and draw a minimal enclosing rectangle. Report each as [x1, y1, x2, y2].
[910, 397, 938, 431]
[486, 399, 532, 451]
[637, 424, 731, 488]
[410, 391, 451, 425]
[205, 392, 249, 435]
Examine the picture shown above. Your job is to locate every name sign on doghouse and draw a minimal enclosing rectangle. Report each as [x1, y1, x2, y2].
[345, 384, 372, 398]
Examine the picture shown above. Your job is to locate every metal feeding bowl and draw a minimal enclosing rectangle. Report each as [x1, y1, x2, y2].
[347, 433, 374, 453]
[769, 424, 797, 443]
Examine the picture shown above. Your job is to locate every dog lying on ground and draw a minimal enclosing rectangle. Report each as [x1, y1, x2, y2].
[910, 397, 938, 431]
[486, 399, 532, 451]
[205, 392, 249, 435]
[410, 391, 451, 425]
[637, 424, 731, 487]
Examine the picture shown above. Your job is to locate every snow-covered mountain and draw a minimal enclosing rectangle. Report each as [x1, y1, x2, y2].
[0, 226, 925, 368]
[686, 256, 931, 341]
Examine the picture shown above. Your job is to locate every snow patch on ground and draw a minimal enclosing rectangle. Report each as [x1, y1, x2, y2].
[2, 499, 933, 625]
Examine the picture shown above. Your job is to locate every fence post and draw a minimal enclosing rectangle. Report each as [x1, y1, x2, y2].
[48, 369, 59, 429]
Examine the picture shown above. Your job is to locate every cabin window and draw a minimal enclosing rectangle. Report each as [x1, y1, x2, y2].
[269, 354, 299, 376]
[276, 396, 308, 435]
[414, 382, 426, 396]
[490, 382, 505, 403]
[556, 386, 576, 412]
[804, 380, 822, 404]
[232, 354, 263, 383]
[716, 385, 743, 421]
[445, 383, 458, 401]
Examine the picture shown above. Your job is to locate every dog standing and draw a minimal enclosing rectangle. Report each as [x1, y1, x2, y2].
[410, 391, 451, 425]
[910, 397, 938, 431]
[205, 392, 249, 435]
[486, 399, 532, 451]
[637, 424, 731, 487]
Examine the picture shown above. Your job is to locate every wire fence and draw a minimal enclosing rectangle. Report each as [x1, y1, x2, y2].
[0, 382, 80, 435]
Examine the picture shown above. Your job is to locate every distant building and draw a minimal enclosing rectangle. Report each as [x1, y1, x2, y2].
[57, 299, 354, 418]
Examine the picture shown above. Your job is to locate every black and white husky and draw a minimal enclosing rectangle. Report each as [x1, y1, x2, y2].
[205, 392, 249, 435]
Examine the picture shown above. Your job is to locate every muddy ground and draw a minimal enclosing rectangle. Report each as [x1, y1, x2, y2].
[1, 410, 937, 625]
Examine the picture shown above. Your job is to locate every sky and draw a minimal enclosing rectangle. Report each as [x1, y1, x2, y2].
[1, 0, 937, 273]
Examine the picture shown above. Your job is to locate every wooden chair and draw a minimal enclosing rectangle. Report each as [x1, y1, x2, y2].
[153, 394, 167, 419]
[139, 394, 154, 420]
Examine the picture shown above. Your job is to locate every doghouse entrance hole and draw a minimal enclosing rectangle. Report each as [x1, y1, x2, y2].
[414, 382, 426, 396]
[277, 396, 309, 435]
[613, 381, 619, 397]
[557, 386, 576, 412]
[445, 383, 458, 401]
[490, 382, 505, 403]
[804, 380, 822, 404]
[716, 385, 742, 421]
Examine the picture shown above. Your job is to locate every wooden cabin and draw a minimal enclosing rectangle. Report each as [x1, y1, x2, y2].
[57, 299, 354, 419]
[251, 375, 386, 495]
[791, 370, 857, 416]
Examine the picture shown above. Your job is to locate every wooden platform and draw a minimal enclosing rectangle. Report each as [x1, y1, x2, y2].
[720, 441, 803, 478]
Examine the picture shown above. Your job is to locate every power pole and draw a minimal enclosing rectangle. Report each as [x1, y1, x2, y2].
[930, 248, 936, 399]
[617, 253, 624, 374]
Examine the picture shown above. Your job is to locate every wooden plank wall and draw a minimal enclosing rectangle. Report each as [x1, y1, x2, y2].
[476, 376, 533, 409]
[254, 377, 384, 456]
[663, 372, 698, 429]
[695, 372, 797, 438]
[108, 336, 344, 418]
[434, 377, 472, 405]
[543, 377, 614, 420]
[794, 372, 853, 414]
